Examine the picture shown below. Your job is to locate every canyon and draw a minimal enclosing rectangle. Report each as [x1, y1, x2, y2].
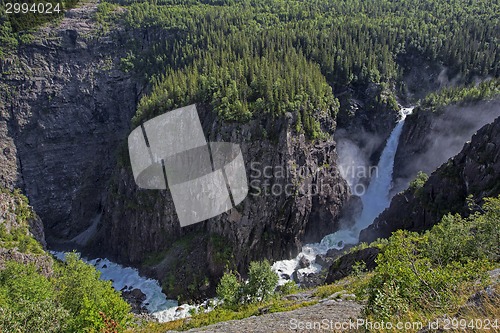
[1, 2, 499, 312]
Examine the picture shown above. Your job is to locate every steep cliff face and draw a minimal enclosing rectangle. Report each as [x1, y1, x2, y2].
[392, 99, 500, 193]
[91, 105, 350, 301]
[360, 116, 500, 243]
[0, 188, 53, 276]
[0, 4, 140, 243]
[397, 53, 446, 102]
[336, 83, 400, 167]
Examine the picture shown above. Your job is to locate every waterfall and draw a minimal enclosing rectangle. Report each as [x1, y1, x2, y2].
[273, 107, 414, 283]
[350, 106, 414, 233]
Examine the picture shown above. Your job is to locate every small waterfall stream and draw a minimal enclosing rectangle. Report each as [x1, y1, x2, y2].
[273, 107, 414, 283]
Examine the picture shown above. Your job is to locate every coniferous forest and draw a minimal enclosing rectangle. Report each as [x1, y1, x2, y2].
[110, 0, 499, 129]
[2, 0, 499, 135]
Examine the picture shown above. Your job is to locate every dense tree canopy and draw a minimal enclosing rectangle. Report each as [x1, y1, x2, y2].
[100, 0, 499, 130]
[2, 0, 498, 133]
[420, 78, 500, 113]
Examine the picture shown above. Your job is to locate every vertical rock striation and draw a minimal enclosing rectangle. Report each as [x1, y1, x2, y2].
[0, 4, 140, 242]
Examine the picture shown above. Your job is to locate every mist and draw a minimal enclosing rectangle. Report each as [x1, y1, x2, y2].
[393, 99, 500, 193]
[335, 128, 384, 191]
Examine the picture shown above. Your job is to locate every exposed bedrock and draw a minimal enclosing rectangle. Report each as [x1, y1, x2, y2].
[0, 7, 143, 243]
[393, 99, 500, 194]
[91, 106, 351, 301]
[0, 7, 355, 302]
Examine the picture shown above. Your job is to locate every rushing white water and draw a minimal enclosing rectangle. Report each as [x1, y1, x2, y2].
[353, 106, 413, 232]
[51, 251, 207, 322]
[273, 107, 414, 283]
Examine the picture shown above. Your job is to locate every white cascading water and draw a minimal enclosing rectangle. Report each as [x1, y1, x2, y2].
[51, 251, 206, 322]
[51, 107, 412, 321]
[351, 106, 413, 232]
[272, 107, 414, 283]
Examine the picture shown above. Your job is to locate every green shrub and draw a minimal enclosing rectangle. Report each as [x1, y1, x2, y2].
[245, 259, 279, 303]
[216, 271, 241, 307]
[0, 255, 133, 333]
[0, 262, 70, 333]
[351, 261, 367, 277]
[425, 214, 478, 265]
[55, 252, 132, 332]
[426, 196, 500, 264]
[409, 171, 429, 198]
[279, 280, 299, 295]
[0, 299, 69, 333]
[473, 196, 500, 262]
[0, 262, 53, 308]
[216, 259, 279, 307]
[365, 213, 496, 321]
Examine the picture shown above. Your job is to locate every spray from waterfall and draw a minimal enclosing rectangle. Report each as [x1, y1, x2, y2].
[273, 107, 414, 283]
[353, 107, 413, 232]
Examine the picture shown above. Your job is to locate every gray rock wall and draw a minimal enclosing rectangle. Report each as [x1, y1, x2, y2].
[0, 6, 140, 242]
[0, 6, 353, 301]
[91, 105, 351, 301]
[393, 99, 500, 194]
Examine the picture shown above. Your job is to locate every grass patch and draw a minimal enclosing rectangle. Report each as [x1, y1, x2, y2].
[131, 298, 317, 333]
